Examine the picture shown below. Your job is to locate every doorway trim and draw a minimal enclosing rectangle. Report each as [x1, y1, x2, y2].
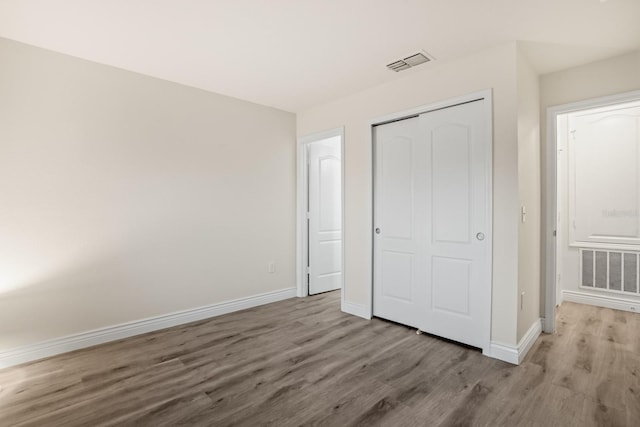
[296, 127, 345, 303]
[368, 89, 494, 352]
[544, 89, 640, 334]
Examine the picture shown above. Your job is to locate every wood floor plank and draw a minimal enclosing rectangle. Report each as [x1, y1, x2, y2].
[297, 377, 401, 426]
[0, 369, 85, 421]
[12, 358, 199, 426]
[112, 392, 213, 427]
[1, 293, 639, 426]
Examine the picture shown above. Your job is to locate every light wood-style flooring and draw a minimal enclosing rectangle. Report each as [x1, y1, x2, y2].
[1, 291, 639, 426]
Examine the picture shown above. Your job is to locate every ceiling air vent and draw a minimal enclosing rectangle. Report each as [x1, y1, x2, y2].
[387, 51, 433, 72]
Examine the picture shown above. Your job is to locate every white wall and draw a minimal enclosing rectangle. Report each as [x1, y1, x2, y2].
[516, 51, 541, 341]
[540, 50, 640, 313]
[0, 38, 296, 350]
[298, 43, 520, 345]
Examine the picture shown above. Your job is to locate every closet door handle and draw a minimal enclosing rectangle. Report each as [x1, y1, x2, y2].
[476, 232, 485, 241]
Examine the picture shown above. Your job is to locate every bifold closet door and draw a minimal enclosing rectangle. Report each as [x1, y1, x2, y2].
[373, 100, 490, 349]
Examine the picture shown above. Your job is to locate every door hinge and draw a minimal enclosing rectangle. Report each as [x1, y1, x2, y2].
[306, 266, 310, 274]
[553, 230, 557, 237]
[306, 212, 310, 219]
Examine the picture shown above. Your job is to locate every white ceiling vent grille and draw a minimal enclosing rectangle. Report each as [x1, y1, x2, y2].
[387, 51, 433, 72]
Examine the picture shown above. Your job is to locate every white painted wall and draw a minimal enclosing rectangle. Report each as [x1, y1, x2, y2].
[0, 38, 296, 351]
[540, 50, 640, 313]
[297, 43, 520, 345]
[516, 51, 541, 341]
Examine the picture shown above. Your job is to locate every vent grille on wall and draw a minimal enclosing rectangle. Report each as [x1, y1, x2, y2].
[580, 249, 640, 295]
[387, 51, 433, 72]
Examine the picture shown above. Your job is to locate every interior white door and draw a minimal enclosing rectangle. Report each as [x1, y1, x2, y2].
[419, 101, 490, 348]
[308, 138, 342, 295]
[373, 116, 426, 328]
[568, 103, 640, 246]
[373, 100, 491, 349]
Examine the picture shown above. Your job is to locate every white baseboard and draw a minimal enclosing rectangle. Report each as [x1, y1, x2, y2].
[341, 301, 371, 319]
[485, 318, 542, 365]
[0, 287, 297, 369]
[557, 291, 564, 306]
[562, 290, 640, 313]
[485, 342, 519, 365]
[517, 318, 542, 364]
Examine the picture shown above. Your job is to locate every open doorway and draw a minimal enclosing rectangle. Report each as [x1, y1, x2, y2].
[545, 91, 640, 333]
[297, 128, 344, 299]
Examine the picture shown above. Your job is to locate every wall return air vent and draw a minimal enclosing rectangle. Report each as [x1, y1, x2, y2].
[387, 51, 433, 72]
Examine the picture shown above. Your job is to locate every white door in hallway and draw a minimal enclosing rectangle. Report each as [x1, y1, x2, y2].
[373, 100, 491, 349]
[308, 137, 342, 295]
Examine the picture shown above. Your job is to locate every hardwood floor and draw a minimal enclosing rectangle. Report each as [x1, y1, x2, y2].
[1, 291, 638, 426]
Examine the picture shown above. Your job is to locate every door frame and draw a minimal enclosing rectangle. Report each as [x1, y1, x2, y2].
[369, 89, 494, 352]
[296, 127, 345, 302]
[543, 89, 640, 334]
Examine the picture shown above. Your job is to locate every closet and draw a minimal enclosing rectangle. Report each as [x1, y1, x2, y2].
[373, 99, 491, 349]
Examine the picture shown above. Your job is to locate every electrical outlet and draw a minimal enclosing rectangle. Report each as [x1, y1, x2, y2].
[267, 262, 276, 274]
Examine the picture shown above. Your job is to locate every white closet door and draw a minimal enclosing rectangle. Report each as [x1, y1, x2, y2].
[373, 100, 491, 350]
[308, 139, 342, 295]
[373, 117, 427, 328]
[419, 100, 490, 349]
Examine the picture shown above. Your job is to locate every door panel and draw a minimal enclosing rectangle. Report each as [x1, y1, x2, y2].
[319, 157, 341, 231]
[382, 251, 415, 302]
[569, 105, 640, 245]
[431, 256, 471, 315]
[373, 100, 490, 350]
[381, 137, 414, 239]
[421, 100, 489, 348]
[317, 240, 341, 276]
[308, 138, 342, 295]
[373, 117, 426, 328]
[431, 125, 471, 243]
